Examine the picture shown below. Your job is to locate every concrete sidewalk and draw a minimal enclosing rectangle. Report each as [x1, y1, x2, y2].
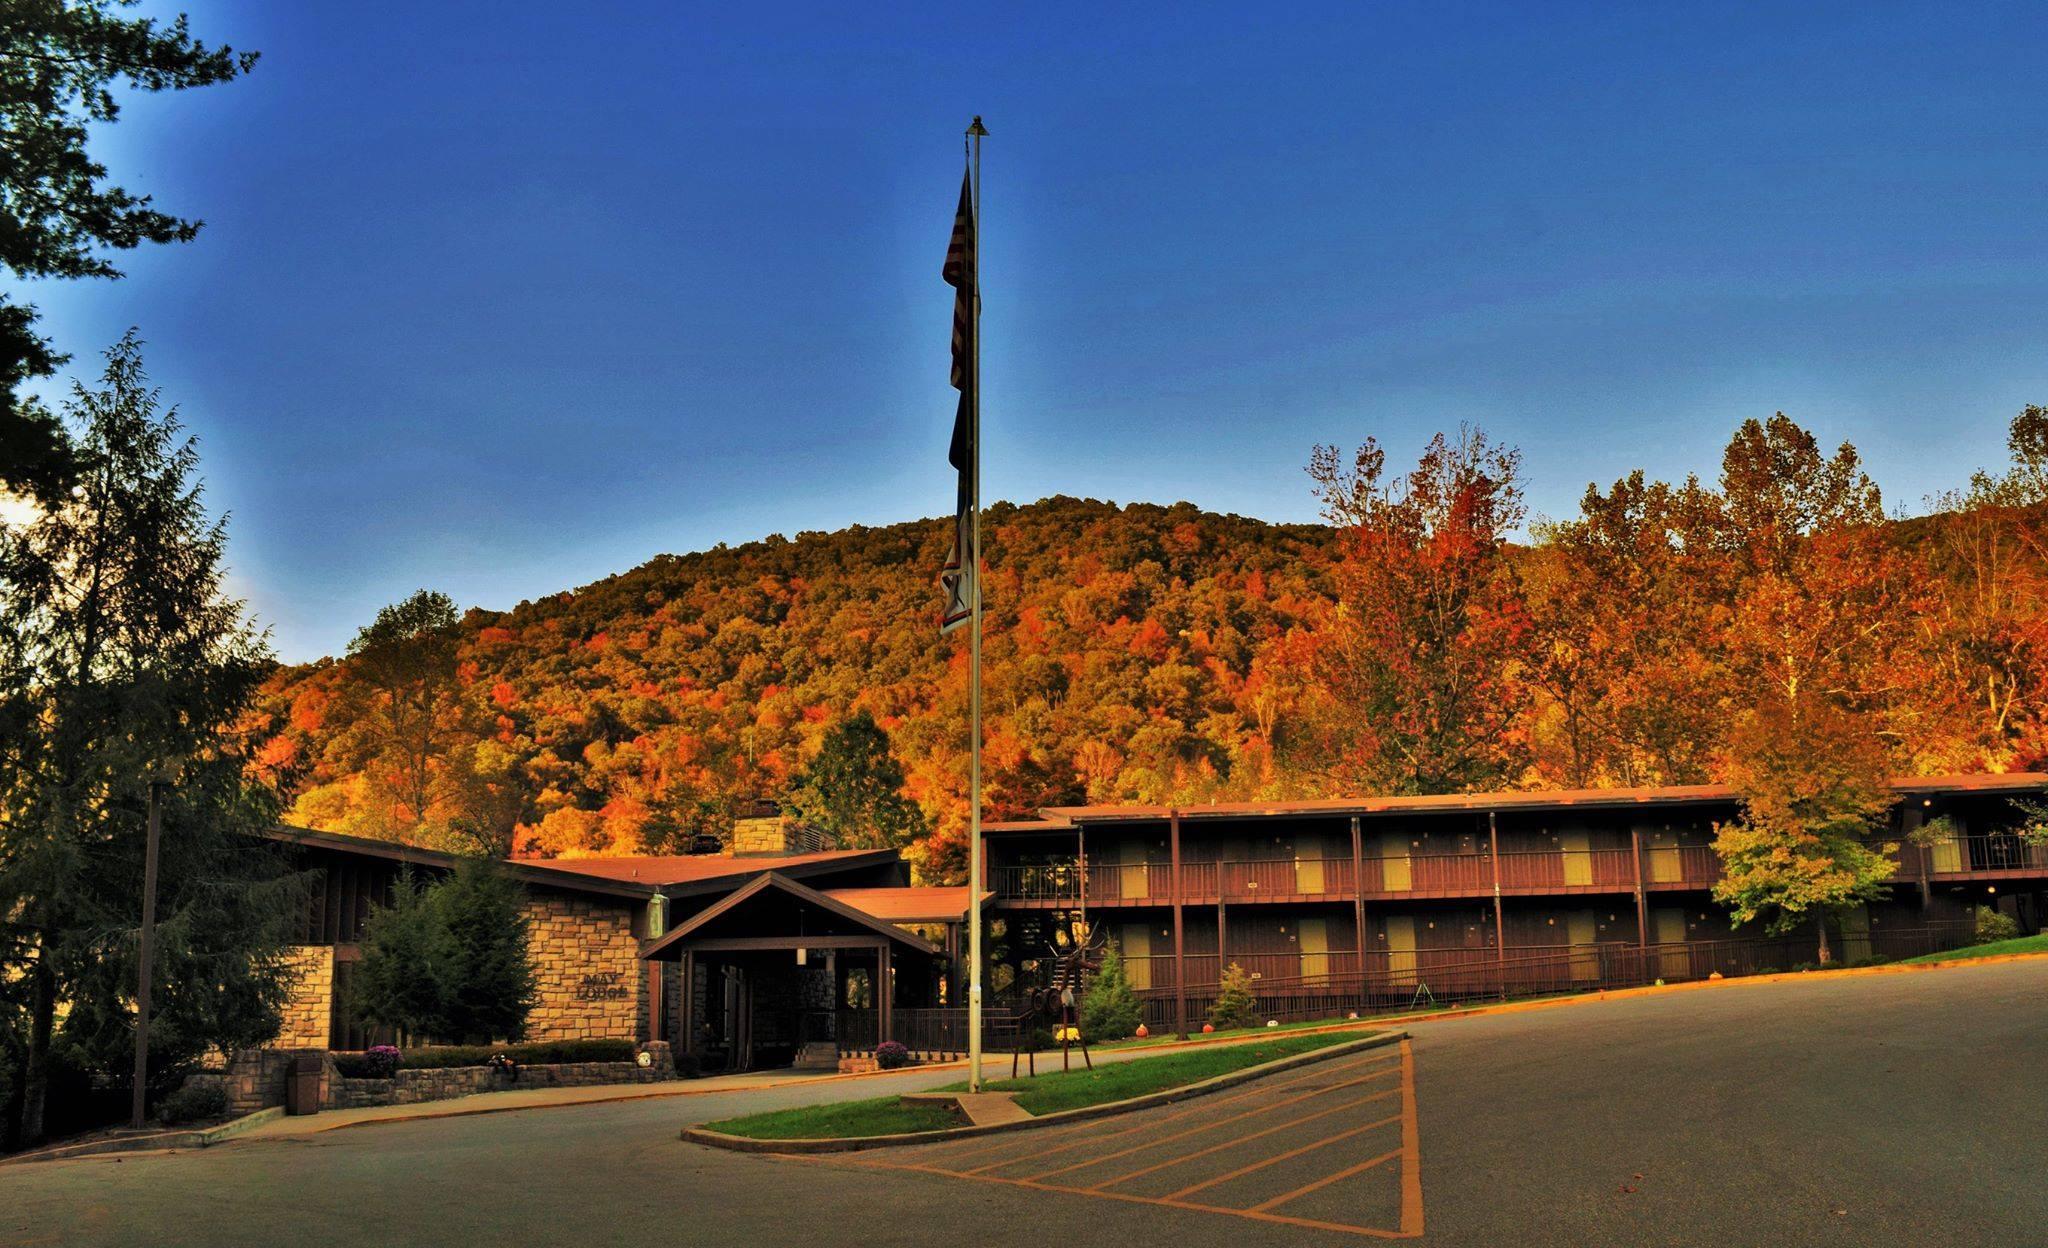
[235, 1064, 911, 1138]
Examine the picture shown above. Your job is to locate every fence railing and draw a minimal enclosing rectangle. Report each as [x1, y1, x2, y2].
[1126, 922, 1981, 1031]
[832, 1007, 1031, 1058]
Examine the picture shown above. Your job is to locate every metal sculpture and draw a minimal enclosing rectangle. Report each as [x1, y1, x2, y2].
[1011, 923, 1109, 1076]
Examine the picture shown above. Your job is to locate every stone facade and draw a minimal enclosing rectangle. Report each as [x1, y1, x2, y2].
[524, 889, 649, 1042]
[277, 946, 334, 1048]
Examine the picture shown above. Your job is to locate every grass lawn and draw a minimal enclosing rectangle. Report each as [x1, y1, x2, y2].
[1899, 933, 2048, 964]
[946, 1029, 1372, 1116]
[703, 1095, 962, 1140]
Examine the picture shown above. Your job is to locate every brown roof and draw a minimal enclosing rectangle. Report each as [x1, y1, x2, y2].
[517, 847, 898, 891]
[266, 825, 656, 900]
[824, 886, 983, 923]
[1017, 773, 2048, 828]
[641, 872, 940, 961]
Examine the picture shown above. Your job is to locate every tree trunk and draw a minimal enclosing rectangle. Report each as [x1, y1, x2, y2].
[1815, 914, 1833, 966]
[18, 958, 59, 1147]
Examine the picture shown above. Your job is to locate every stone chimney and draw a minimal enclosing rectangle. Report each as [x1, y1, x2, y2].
[729, 800, 833, 857]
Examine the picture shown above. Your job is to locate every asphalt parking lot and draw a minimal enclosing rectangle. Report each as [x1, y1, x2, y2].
[823, 1040, 1419, 1237]
[5, 957, 2045, 1247]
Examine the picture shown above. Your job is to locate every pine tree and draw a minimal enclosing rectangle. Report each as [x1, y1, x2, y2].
[0, 4, 259, 503]
[1208, 962, 1260, 1032]
[785, 711, 930, 851]
[0, 335, 300, 1147]
[1079, 942, 1143, 1041]
[349, 871, 454, 1041]
[350, 860, 535, 1045]
[437, 858, 535, 1044]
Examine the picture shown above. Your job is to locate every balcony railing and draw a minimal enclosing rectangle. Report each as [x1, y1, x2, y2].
[1117, 922, 1980, 1030]
[991, 834, 2048, 903]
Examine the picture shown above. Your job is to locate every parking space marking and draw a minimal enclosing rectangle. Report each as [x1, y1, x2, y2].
[800, 1039, 1425, 1239]
[1023, 1057, 1403, 1182]
[1160, 1111, 1402, 1201]
[1090, 1087, 1401, 1191]
[946, 1047, 1402, 1176]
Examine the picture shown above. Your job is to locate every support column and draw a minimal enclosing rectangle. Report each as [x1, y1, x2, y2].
[1632, 829, 1650, 949]
[1078, 824, 1088, 932]
[679, 950, 696, 1056]
[877, 943, 893, 1049]
[1217, 899, 1227, 983]
[1351, 815, 1368, 1014]
[1904, 805, 1933, 910]
[1489, 812, 1506, 997]
[1170, 809, 1187, 1039]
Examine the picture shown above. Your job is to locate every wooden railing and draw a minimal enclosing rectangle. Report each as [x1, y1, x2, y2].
[992, 835, 2048, 903]
[1128, 922, 1981, 1031]
[833, 1007, 1029, 1058]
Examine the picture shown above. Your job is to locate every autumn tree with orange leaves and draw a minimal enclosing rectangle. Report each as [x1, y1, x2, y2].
[1296, 428, 1532, 794]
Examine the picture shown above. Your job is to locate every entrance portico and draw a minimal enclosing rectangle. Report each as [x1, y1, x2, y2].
[642, 872, 946, 1071]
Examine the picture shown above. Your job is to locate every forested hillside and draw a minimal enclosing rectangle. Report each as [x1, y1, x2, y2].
[246, 411, 2048, 882]
[247, 497, 1338, 878]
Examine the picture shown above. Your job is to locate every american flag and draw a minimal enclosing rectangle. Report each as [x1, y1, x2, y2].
[940, 168, 977, 634]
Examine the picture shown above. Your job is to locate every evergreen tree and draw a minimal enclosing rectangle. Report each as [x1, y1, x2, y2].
[350, 860, 534, 1044]
[785, 711, 930, 851]
[1208, 962, 1260, 1031]
[349, 871, 454, 1041]
[437, 858, 535, 1044]
[0, 3, 259, 502]
[0, 335, 300, 1147]
[1078, 942, 1142, 1041]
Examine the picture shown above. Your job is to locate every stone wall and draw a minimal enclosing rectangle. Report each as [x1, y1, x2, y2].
[277, 946, 334, 1049]
[193, 1048, 328, 1117]
[322, 1044, 675, 1111]
[525, 889, 648, 1042]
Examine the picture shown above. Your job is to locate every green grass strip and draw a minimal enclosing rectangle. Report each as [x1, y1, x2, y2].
[705, 1095, 962, 1141]
[1897, 933, 2048, 964]
[954, 1029, 1370, 1116]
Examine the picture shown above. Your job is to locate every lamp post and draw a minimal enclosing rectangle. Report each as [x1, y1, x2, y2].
[130, 777, 167, 1129]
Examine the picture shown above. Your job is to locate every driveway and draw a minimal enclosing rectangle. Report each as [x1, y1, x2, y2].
[3, 958, 2043, 1247]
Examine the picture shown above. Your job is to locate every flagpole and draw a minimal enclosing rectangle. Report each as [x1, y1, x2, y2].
[965, 114, 988, 1094]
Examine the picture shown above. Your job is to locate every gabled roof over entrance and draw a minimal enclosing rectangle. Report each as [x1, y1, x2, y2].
[640, 871, 940, 961]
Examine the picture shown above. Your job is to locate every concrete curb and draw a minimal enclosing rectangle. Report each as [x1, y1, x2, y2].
[681, 1029, 1405, 1155]
[0, 1106, 286, 1167]
[1372, 947, 2048, 1033]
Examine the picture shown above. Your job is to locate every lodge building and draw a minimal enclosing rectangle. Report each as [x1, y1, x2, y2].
[269, 773, 2048, 1070]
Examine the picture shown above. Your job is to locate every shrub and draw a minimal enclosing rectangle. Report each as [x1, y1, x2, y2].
[158, 1081, 229, 1126]
[875, 1040, 910, 1070]
[1079, 942, 1143, 1042]
[1975, 906, 2020, 943]
[1208, 963, 1259, 1032]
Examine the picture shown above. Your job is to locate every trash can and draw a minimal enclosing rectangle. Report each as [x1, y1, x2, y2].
[286, 1053, 323, 1116]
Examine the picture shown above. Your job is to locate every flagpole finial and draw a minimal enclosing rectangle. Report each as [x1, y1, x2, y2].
[967, 116, 989, 137]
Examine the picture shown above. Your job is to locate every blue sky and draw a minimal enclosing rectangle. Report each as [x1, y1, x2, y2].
[20, 1, 2048, 661]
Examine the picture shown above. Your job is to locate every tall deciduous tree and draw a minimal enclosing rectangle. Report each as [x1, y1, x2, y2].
[1712, 700, 1899, 964]
[1709, 415, 1904, 963]
[0, 335, 298, 1147]
[785, 711, 930, 851]
[342, 590, 467, 835]
[1298, 428, 1532, 794]
[0, 2, 258, 502]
